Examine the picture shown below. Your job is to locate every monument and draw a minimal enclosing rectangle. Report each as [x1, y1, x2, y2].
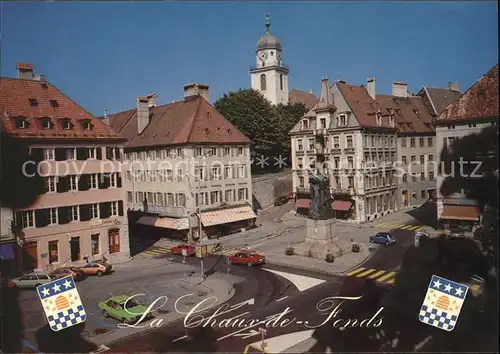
[294, 173, 351, 258]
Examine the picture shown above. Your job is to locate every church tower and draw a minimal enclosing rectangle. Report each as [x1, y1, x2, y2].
[250, 15, 289, 105]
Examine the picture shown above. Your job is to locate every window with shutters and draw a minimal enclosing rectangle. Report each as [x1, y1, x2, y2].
[88, 147, 96, 159]
[410, 138, 416, 147]
[157, 192, 164, 205]
[238, 188, 246, 201]
[210, 191, 219, 204]
[178, 193, 186, 207]
[176, 169, 184, 182]
[19, 211, 35, 228]
[238, 165, 246, 178]
[66, 148, 76, 160]
[109, 173, 117, 187]
[44, 148, 55, 160]
[69, 206, 79, 222]
[48, 208, 58, 225]
[225, 189, 233, 202]
[166, 193, 174, 206]
[90, 204, 99, 219]
[88, 174, 97, 189]
[69, 176, 78, 191]
[45, 176, 56, 193]
[110, 202, 118, 217]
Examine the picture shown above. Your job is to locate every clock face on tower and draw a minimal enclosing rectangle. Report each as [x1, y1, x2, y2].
[259, 51, 268, 61]
[277, 52, 282, 61]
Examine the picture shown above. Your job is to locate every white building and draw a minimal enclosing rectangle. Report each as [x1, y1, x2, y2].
[289, 77, 398, 223]
[250, 15, 289, 105]
[107, 83, 256, 240]
[434, 64, 499, 229]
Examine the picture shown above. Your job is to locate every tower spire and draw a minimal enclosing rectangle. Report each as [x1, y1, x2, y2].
[265, 14, 271, 31]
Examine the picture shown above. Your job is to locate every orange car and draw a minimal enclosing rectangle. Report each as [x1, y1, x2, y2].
[171, 243, 196, 256]
[50, 267, 85, 281]
[78, 262, 111, 276]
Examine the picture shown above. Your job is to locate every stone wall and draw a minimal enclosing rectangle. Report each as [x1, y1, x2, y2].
[252, 170, 293, 210]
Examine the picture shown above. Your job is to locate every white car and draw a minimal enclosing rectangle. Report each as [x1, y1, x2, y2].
[11, 272, 54, 289]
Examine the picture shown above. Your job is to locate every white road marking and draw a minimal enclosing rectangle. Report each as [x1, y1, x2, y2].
[248, 329, 315, 353]
[263, 268, 326, 292]
[173, 335, 188, 342]
[276, 296, 288, 302]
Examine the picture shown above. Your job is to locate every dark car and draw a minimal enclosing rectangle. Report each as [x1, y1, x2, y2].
[369, 232, 396, 245]
[274, 196, 289, 206]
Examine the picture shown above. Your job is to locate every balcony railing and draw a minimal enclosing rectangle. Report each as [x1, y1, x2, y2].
[330, 148, 342, 154]
[331, 188, 354, 196]
[314, 128, 327, 136]
[147, 204, 187, 218]
[249, 63, 289, 71]
[345, 147, 355, 153]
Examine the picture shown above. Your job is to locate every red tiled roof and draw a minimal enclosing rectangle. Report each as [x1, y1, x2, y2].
[437, 64, 499, 123]
[0, 77, 124, 141]
[337, 82, 396, 130]
[375, 95, 435, 134]
[289, 89, 318, 109]
[108, 95, 250, 149]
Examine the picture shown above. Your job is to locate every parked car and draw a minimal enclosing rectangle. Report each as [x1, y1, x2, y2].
[78, 262, 111, 276]
[171, 243, 196, 256]
[0, 276, 17, 288]
[98, 295, 153, 324]
[11, 272, 54, 289]
[94, 259, 113, 272]
[228, 250, 265, 267]
[369, 232, 396, 245]
[274, 196, 289, 206]
[50, 267, 85, 281]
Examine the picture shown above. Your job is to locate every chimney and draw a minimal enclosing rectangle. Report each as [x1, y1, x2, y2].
[16, 62, 34, 80]
[448, 82, 460, 92]
[367, 77, 376, 99]
[392, 82, 408, 98]
[184, 83, 209, 102]
[136, 96, 150, 134]
[147, 93, 157, 107]
[33, 73, 47, 82]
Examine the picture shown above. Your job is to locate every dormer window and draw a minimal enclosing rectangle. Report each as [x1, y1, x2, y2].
[376, 114, 382, 126]
[81, 119, 92, 130]
[50, 100, 58, 108]
[337, 114, 347, 126]
[41, 118, 52, 129]
[29, 98, 38, 106]
[60, 118, 72, 130]
[301, 119, 309, 130]
[14, 117, 28, 129]
[389, 116, 394, 127]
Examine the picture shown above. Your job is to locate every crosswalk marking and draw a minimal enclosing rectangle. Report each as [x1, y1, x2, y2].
[386, 278, 396, 285]
[356, 268, 378, 278]
[368, 270, 386, 279]
[377, 271, 397, 283]
[346, 267, 366, 276]
[374, 222, 425, 231]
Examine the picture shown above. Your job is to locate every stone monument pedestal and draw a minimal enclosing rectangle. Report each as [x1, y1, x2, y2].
[294, 218, 351, 259]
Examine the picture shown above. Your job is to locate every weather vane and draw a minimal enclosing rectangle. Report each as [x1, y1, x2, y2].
[265, 14, 271, 30]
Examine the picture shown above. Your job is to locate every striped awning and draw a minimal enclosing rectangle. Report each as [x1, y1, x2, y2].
[332, 200, 353, 211]
[440, 205, 480, 221]
[137, 216, 190, 230]
[200, 205, 256, 227]
[296, 199, 311, 209]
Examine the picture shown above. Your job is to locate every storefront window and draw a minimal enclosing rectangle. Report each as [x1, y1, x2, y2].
[91, 234, 100, 255]
[48, 240, 59, 263]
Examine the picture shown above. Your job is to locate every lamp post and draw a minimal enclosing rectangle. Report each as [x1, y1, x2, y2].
[259, 327, 267, 351]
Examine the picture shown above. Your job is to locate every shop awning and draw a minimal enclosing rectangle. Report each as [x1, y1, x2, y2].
[296, 199, 311, 209]
[137, 216, 190, 230]
[200, 205, 256, 227]
[440, 205, 480, 221]
[0, 243, 15, 260]
[332, 200, 353, 211]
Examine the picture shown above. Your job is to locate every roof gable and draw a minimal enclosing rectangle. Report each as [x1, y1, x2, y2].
[438, 64, 499, 123]
[424, 87, 462, 116]
[0, 77, 123, 141]
[375, 95, 434, 134]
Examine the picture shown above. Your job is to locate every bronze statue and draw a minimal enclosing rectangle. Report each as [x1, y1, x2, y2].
[308, 173, 334, 220]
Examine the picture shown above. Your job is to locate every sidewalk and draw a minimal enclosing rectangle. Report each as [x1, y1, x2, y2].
[264, 243, 371, 276]
[88, 276, 235, 346]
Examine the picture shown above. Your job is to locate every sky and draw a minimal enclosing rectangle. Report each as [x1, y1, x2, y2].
[1, 2, 498, 117]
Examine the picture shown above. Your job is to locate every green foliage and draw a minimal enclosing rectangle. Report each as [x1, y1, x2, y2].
[214, 89, 306, 160]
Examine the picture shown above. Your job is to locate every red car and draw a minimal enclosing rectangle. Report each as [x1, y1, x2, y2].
[228, 250, 265, 267]
[171, 243, 196, 256]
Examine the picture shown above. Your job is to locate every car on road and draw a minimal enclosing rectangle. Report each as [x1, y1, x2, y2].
[369, 232, 396, 245]
[98, 295, 153, 324]
[274, 196, 289, 206]
[50, 267, 85, 281]
[171, 243, 196, 256]
[78, 262, 111, 277]
[228, 250, 265, 267]
[11, 272, 54, 289]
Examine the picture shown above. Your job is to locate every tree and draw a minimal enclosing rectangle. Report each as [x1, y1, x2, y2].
[214, 89, 306, 164]
[439, 125, 499, 265]
[214, 89, 279, 157]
